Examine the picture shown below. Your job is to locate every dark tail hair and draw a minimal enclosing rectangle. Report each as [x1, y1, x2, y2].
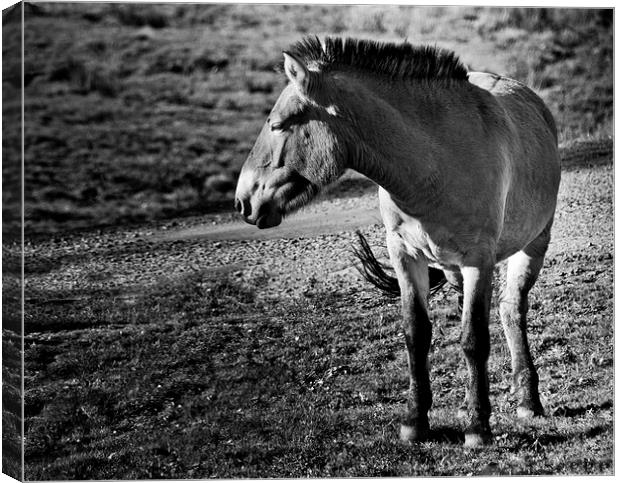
[352, 231, 448, 298]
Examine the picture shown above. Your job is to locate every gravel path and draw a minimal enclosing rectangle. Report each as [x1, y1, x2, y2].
[151, 198, 381, 242]
[17, 151, 613, 337]
[19, 177, 389, 335]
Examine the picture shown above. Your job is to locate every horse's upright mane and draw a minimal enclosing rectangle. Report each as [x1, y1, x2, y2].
[288, 36, 468, 82]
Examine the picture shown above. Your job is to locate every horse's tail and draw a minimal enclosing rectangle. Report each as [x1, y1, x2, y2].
[352, 231, 447, 298]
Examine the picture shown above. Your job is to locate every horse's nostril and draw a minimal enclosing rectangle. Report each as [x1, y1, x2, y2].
[235, 198, 252, 217]
[242, 199, 252, 218]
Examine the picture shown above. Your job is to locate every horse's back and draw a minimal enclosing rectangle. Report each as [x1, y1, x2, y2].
[467, 71, 561, 259]
[468, 71, 558, 142]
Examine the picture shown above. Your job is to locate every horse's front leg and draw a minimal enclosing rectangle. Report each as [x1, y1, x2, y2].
[460, 264, 494, 447]
[386, 233, 432, 442]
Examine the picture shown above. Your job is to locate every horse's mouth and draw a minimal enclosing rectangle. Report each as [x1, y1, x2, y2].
[252, 189, 316, 229]
[256, 211, 283, 229]
[239, 172, 319, 229]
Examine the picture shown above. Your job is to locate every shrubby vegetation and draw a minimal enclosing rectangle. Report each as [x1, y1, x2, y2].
[2, 4, 612, 236]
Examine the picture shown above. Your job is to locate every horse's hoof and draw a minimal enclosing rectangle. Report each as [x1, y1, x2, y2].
[463, 431, 492, 448]
[400, 424, 428, 443]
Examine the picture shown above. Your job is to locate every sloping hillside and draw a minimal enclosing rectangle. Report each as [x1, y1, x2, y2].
[2, 4, 612, 236]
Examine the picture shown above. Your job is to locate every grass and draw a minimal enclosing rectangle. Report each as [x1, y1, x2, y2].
[16, 161, 615, 478]
[19, 202, 614, 477]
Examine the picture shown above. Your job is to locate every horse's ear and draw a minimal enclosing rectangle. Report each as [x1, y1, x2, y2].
[283, 51, 309, 94]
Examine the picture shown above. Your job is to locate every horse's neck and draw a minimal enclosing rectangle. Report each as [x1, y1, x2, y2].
[345, 77, 459, 208]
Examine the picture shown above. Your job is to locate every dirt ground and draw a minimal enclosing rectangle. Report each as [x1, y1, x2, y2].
[4, 147, 613, 478]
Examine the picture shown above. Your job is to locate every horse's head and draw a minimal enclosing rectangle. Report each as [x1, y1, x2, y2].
[235, 51, 350, 228]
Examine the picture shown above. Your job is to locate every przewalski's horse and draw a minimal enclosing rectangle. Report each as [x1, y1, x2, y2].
[235, 37, 561, 447]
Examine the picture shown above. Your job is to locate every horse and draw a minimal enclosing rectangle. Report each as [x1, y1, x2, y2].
[234, 36, 561, 447]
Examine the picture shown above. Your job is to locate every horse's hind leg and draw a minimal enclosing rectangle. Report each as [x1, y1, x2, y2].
[499, 223, 551, 419]
[443, 269, 464, 311]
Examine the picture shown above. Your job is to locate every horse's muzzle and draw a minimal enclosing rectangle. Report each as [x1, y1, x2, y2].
[234, 197, 283, 229]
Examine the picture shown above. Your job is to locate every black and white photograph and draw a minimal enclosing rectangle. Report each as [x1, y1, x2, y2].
[1, 1, 614, 479]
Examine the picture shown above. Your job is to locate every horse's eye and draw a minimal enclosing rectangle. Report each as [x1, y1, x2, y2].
[271, 122, 283, 132]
